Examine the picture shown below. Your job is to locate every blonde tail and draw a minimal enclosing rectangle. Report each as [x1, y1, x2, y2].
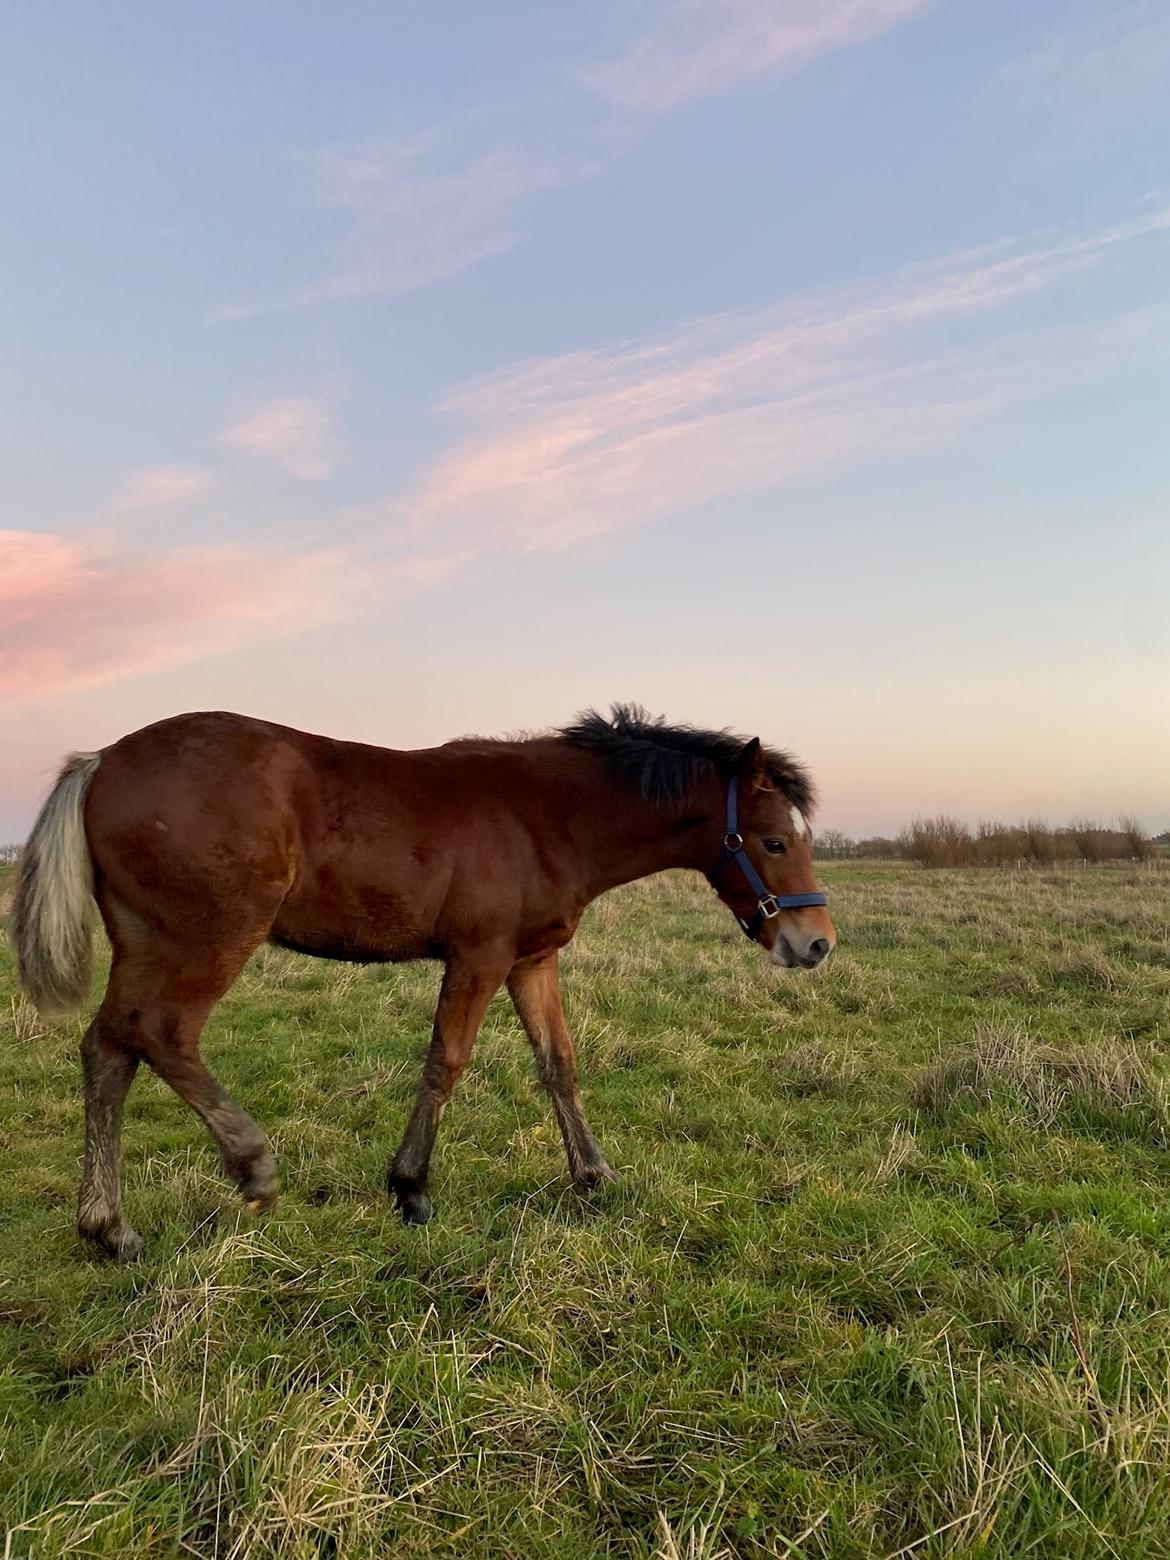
[12, 753, 102, 1016]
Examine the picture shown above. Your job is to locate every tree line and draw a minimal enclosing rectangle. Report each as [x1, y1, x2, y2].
[816, 817, 1167, 866]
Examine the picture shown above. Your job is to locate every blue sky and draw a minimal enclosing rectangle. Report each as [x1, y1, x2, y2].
[2, 0, 1168, 837]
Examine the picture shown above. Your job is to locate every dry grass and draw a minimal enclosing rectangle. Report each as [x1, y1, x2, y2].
[914, 1023, 1168, 1132]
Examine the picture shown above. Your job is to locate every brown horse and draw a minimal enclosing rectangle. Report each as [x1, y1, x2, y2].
[14, 704, 835, 1257]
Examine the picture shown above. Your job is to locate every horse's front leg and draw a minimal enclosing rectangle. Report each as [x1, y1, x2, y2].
[507, 952, 615, 1190]
[387, 950, 511, 1225]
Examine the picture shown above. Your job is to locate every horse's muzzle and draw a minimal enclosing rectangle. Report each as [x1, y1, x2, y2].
[772, 932, 834, 969]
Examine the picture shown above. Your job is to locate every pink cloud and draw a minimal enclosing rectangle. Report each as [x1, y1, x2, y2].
[404, 210, 1170, 550]
[225, 139, 598, 316]
[0, 528, 347, 701]
[583, 0, 936, 111]
[108, 465, 213, 513]
[221, 397, 342, 480]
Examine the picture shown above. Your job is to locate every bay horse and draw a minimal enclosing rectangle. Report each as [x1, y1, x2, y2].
[13, 704, 834, 1257]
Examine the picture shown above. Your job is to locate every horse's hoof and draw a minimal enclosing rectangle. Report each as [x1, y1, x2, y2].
[575, 1159, 617, 1190]
[242, 1178, 278, 1214]
[391, 1183, 434, 1225]
[238, 1156, 279, 1213]
[401, 1192, 433, 1226]
[78, 1219, 143, 1260]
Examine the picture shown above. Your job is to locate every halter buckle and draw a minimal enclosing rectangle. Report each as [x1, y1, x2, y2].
[724, 831, 744, 851]
[757, 895, 781, 919]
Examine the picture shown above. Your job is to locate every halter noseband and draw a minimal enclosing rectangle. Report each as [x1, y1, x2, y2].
[713, 775, 828, 942]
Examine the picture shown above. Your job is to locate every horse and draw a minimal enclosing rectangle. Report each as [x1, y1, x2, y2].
[13, 703, 835, 1257]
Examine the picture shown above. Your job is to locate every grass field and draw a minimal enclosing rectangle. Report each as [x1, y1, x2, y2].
[2, 859, 1169, 1559]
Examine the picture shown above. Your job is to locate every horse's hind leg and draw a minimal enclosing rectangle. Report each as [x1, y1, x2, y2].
[77, 943, 277, 1256]
[507, 953, 615, 1190]
[77, 1013, 142, 1257]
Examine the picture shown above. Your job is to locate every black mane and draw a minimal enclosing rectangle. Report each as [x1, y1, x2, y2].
[558, 704, 815, 813]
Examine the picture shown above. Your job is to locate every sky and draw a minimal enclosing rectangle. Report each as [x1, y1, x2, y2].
[2, 0, 1168, 840]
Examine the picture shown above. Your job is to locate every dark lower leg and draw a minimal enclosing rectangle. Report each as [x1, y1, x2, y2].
[508, 955, 613, 1189]
[537, 1050, 614, 1186]
[77, 1023, 141, 1257]
[145, 1038, 277, 1210]
[388, 954, 508, 1225]
[187, 1077, 277, 1208]
[197, 1080, 279, 1209]
[387, 1037, 448, 1224]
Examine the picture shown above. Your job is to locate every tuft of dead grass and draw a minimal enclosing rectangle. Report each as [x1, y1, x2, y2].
[8, 993, 49, 1044]
[773, 1039, 861, 1098]
[913, 1024, 1168, 1131]
[653, 1503, 735, 1560]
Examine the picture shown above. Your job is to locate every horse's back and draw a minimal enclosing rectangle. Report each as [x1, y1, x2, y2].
[80, 712, 585, 967]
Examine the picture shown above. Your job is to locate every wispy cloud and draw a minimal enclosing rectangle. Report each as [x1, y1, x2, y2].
[221, 396, 342, 480]
[583, 0, 935, 111]
[108, 464, 213, 513]
[0, 527, 348, 700]
[1003, 2, 1170, 98]
[226, 136, 599, 317]
[403, 208, 1170, 550]
[229, 0, 931, 316]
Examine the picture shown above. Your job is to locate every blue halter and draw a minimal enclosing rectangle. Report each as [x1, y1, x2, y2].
[713, 775, 828, 941]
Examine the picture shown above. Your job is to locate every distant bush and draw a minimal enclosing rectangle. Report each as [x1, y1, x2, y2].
[853, 835, 903, 859]
[0, 843, 21, 865]
[1119, 816, 1154, 861]
[813, 829, 854, 859]
[899, 815, 972, 867]
[897, 816, 1154, 867]
[812, 831, 903, 860]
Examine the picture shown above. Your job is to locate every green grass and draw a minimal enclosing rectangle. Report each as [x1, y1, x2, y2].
[2, 859, 1170, 1558]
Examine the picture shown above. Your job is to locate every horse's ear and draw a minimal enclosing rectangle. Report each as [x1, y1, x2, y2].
[736, 738, 767, 787]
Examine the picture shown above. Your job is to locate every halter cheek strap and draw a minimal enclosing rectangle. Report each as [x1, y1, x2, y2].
[713, 775, 829, 942]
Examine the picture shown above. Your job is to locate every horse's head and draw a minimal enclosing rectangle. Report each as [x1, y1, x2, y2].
[708, 738, 836, 969]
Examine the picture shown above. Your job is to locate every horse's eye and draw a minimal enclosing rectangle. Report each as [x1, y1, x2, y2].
[762, 838, 787, 855]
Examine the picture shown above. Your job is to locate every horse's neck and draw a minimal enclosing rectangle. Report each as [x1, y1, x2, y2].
[572, 782, 717, 901]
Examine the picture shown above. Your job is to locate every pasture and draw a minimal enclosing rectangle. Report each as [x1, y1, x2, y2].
[1, 859, 1169, 1559]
